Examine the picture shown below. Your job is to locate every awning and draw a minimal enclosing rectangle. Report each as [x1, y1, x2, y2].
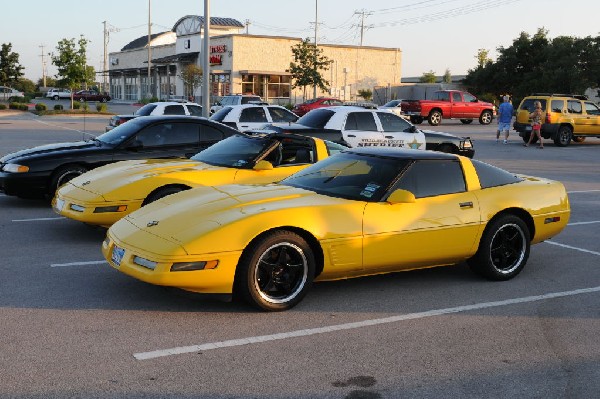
[239, 70, 291, 76]
[150, 52, 199, 64]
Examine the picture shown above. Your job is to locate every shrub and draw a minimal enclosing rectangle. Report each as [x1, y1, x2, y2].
[96, 103, 107, 112]
[9, 102, 20, 109]
[9, 96, 28, 103]
[35, 103, 47, 111]
[73, 101, 81, 110]
[54, 104, 64, 111]
[0, 104, 6, 110]
[81, 103, 89, 111]
[19, 104, 29, 111]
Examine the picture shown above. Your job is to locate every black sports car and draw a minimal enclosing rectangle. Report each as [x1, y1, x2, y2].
[0, 116, 238, 199]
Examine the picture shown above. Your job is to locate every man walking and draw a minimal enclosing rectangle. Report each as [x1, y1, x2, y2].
[497, 95, 514, 144]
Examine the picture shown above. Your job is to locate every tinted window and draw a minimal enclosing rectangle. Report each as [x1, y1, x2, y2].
[377, 112, 413, 132]
[160, 122, 199, 145]
[551, 100, 564, 113]
[345, 112, 378, 131]
[567, 100, 582, 114]
[269, 107, 297, 123]
[383, 100, 401, 107]
[519, 98, 547, 112]
[135, 104, 158, 116]
[585, 102, 600, 115]
[97, 119, 146, 145]
[210, 107, 233, 122]
[187, 105, 202, 116]
[452, 92, 462, 102]
[297, 109, 335, 128]
[200, 124, 225, 142]
[163, 105, 186, 115]
[330, 100, 343, 106]
[135, 123, 176, 147]
[324, 141, 349, 156]
[471, 159, 522, 189]
[240, 107, 268, 122]
[435, 92, 450, 101]
[241, 96, 261, 104]
[394, 160, 465, 198]
[191, 134, 272, 167]
[463, 93, 477, 102]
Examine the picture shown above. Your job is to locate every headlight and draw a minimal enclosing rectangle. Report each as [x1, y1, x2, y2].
[170, 260, 219, 272]
[3, 163, 29, 173]
[461, 139, 473, 149]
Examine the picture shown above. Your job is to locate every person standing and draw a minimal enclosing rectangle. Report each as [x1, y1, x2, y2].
[496, 95, 514, 144]
[524, 100, 544, 149]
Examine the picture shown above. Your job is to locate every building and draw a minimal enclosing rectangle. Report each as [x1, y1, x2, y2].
[108, 15, 402, 104]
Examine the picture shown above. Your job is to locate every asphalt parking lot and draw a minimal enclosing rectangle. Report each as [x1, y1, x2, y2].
[1, 112, 599, 398]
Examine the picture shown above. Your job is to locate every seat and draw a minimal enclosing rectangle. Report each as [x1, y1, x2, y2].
[294, 148, 312, 163]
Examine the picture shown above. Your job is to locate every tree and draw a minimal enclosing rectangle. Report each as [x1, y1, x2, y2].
[287, 38, 332, 99]
[443, 68, 452, 83]
[357, 89, 372, 101]
[51, 36, 93, 108]
[419, 70, 436, 83]
[38, 77, 57, 89]
[0, 43, 24, 86]
[179, 64, 203, 101]
[475, 49, 492, 69]
[13, 78, 36, 94]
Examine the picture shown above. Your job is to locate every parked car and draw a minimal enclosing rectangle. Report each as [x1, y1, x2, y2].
[102, 147, 570, 311]
[73, 90, 111, 102]
[210, 104, 298, 132]
[513, 93, 600, 147]
[0, 116, 238, 199]
[209, 94, 262, 114]
[255, 106, 474, 157]
[0, 86, 24, 101]
[292, 97, 343, 116]
[46, 88, 72, 100]
[54, 133, 347, 227]
[105, 102, 203, 131]
[379, 99, 404, 117]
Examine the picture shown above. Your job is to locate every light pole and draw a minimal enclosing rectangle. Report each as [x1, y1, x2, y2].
[202, 0, 211, 117]
[147, 0, 152, 98]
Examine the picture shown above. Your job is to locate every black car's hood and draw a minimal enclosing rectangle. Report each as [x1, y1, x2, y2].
[0, 140, 101, 163]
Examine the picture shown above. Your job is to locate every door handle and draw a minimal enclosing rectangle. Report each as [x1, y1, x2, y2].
[459, 201, 473, 208]
[384, 135, 395, 139]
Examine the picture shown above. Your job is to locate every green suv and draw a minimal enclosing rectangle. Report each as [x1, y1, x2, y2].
[513, 93, 600, 146]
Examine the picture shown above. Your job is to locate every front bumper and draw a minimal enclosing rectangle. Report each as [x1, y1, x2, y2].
[0, 170, 50, 198]
[53, 192, 143, 227]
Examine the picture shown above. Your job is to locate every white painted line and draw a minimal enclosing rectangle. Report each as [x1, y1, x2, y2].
[568, 221, 600, 226]
[567, 189, 600, 194]
[12, 217, 64, 222]
[545, 241, 600, 256]
[133, 285, 600, 361]
[50, 260, 107, 267]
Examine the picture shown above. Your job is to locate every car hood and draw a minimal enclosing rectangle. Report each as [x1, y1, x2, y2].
[0, 141, 98, 163]
[420, 130, 466, 140]
[65, 158, 221, 199]
[122, 183, 350, 249]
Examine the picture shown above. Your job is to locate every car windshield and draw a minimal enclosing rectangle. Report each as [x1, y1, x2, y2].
[95, 119, 146, 145]
[191, 134, 276, 168]
[383, 100, 400, 107]
[281, 152, 409, 202]
[210, 107, 233, 122]
[135, 104, 158, 116]
[296, 109, 335, 128]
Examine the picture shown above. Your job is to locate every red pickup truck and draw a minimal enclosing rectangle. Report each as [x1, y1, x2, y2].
[401, 90, 496, 126]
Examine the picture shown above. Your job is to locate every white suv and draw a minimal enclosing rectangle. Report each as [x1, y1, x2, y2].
[0, 86, 24, 100]
[210, 104, 298, 132]
[105, 101, 203, 131]
[210, 94, 262, 114]
[46, 88, 72, 100]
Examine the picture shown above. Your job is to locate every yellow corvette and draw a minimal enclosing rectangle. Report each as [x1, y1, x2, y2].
[102, 148, 570, 311]
[53, 133, 346, 227]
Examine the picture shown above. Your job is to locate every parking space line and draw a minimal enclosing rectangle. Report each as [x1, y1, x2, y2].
[567, 189, 600, 194]
[50, 260, 107, 267]
[133, 285, 600, 361]
[13, 217, 64, 222]
[545, 241, 600, 256]
[568, 221, 600, 226]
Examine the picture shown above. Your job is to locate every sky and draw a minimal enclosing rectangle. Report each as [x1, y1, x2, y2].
[3, 0, 600, 83]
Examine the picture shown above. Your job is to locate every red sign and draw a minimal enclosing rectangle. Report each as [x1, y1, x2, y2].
[210, 45, 227, 53]
[210, 54, 223, 66]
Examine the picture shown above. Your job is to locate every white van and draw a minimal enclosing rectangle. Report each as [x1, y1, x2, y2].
[0, 86, 24, 101]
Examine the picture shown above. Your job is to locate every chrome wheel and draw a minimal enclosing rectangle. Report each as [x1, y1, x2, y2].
[488, 223, 527, 276]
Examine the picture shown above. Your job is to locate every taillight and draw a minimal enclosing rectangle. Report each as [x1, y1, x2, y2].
[545, 111, 551, 124]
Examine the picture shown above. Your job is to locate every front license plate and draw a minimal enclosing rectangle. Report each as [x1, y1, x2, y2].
[111, 245, 125, 267]
[54, 198, 65, 212]
[525, 125, 532, 131]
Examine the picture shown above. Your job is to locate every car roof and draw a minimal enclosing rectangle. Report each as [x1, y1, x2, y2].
[146, 101, 201, 106]
[346, 147, 459, 160]
[131, 115, 208, 123]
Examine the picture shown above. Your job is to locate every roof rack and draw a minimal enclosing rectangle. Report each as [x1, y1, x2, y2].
[530, 93, 588, 100]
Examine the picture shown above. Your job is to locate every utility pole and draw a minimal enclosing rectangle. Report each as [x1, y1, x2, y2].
[354, 9, 372, 46]
[39, 45, 47, 87]
[147, 0, 152, 98]
[102, 21, 108, 94]
[245, 19, 250, 34]
[313, 0, 318, 98]
[202, 0, 211, 117]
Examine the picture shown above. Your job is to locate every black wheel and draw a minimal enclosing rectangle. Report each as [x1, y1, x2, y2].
[460, 119, 473, 124]
[428, 110, 442, 126]
[554, 126, 572, 147]
[436, 143, 455, 154]
[479, 110, 493, 125]
[573, 136, 585, 143]
[235, 230, 315, 311]
[468, 215, 530, 281]
[410, 116, 423, 124]
[142, 186, 186, 206]
[521, 132, 538, 144]
[51, 165, 88, 195]
[53, 95, 59, 101]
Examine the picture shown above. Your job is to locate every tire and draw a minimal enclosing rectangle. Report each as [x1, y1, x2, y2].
[468, 215, 530, 281]
[428, 110, 442, 126]
[554, 126, 572, 147]
[460, 119, 473, 124]
[573, 136, 586, 143]
[479, 110, 493, 125]
[142, 186, 186, 206]
[410, 116, 423, 125]
[53, 95, 59, 101]
[521, 132, 538, 144]
[51, 165, 88, 196]
[234, 230, 315, 311]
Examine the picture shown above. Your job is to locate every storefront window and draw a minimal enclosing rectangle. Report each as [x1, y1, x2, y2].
[242, 74, 290, 101]
[125, 76, 138, 101]
[110, 76, 123, 100]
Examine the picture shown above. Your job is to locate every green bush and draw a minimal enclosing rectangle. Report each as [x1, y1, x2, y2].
[54, 104, 64, 111]
[35, 103, 47, 111]
[9, 102, 20, 109]
[81, 103, 89, 111]
[9, 96, 28, 103]
[19, 104, 29, 111]
[96, 103, 107, 112]
[0, 104, 6, 110]
[73, 101, 81, 110]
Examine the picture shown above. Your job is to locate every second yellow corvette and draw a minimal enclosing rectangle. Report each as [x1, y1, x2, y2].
[53, 133, 346, 227]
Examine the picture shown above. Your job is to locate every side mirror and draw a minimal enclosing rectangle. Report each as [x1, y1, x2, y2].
[386, 189, 416, 204]
[253, 160, 274, 171]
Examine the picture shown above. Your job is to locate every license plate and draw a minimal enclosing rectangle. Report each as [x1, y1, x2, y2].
[54, 198, 65, 212]
[111, 245, 125, 267]
[525, 126, 532, 131]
